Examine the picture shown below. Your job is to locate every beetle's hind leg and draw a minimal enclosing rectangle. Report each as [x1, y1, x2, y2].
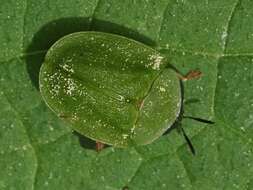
[96, 141, 105, 152]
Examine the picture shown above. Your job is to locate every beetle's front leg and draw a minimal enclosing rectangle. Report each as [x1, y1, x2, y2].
[177, 70, 202, 81]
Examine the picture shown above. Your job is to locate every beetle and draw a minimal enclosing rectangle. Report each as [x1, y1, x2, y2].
[39, 31, 213, 154]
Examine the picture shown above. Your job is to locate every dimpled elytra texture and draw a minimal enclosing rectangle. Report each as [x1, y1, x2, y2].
[39, 32, 181, 147]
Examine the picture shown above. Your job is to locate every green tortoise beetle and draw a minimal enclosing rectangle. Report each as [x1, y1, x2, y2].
[39, 31, 213, 154]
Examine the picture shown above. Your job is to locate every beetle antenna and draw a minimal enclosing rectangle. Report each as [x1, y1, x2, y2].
[183, 116, 215, 124]
[180, 127, 196, 155]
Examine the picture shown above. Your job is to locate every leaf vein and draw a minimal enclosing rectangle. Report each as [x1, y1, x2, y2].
[222, 0, 241, 52]
[89, 0, 101, 29]
[1, 91, 38, 190]
[157, 0, 172, 42]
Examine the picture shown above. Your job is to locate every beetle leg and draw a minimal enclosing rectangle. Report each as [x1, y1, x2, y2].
[183, 116, 215, 124]
[178, 70, 202, 81]
[180, 127, 196, 155]
[96, 141, 105, 152]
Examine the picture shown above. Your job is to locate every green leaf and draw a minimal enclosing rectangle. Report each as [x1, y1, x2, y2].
[0, 0, 253, 189]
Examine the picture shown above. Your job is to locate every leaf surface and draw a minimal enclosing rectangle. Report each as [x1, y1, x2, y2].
[0, 0, 253, 189]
